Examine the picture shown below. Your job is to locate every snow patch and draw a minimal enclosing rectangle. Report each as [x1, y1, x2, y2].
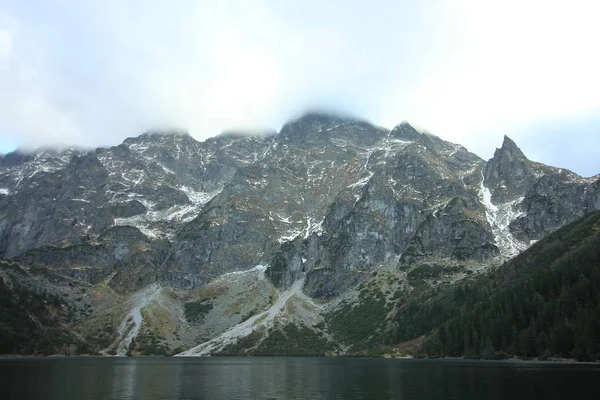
[427, 198, 453, 218]
[114, 187, 221, 238]
[272, 212, 293, 224]
[478, 172, 527, 259]
[305, 217, 324, 238]
[379, 137, 411, 154]
[180, 186, 220, 207]
[212, 265, 268, 284]
[0, 188, 9, 195]
[156, 162, 175, 175]
[278, 228, 303, 244]
[348, 176, 371, 189]
[277, 216, 324, 243]
[448, 143, 463, 157]
[388, 177, 398, 197]
[128, 143, 149, 153]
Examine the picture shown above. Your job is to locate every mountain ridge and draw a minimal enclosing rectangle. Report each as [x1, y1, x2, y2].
[1, 114, 599, 356]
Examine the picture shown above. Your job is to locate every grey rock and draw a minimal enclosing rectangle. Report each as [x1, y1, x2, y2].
[1, 113, 597, 300]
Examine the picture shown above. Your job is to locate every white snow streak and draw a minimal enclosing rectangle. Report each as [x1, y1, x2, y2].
[478, 172, 527, 259]
[347, 176, 371, 189]
[277, 228, 303, 244]
[305, 217, 324, 238]
[114, 187, 221, 238]
[211, 265, 268, 284]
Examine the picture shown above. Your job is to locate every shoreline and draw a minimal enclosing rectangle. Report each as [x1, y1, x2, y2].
[1, 354, 599, 365]
[410, 356, 600, 366]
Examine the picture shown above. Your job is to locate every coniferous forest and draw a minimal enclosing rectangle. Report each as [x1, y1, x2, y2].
[390, 210, 600, 361]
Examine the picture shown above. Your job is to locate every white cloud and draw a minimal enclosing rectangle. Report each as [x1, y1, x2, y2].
[0, 9, 84, 148]
[393, 0, 600, 157]
[0, 0, 598, 175]
[0, 28, 11, 61]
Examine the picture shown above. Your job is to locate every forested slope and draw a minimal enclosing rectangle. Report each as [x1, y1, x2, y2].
[0, 262, 89, 355]
[391, 210, 600, 361]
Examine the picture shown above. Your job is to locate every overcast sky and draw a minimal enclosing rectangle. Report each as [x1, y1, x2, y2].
[0, 0, 598, 176]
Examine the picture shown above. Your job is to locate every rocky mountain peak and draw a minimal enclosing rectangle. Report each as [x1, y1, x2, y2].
[278, 111, 385, 146]
[279, 111, 350, 134]
[496, 135, 527, 162]
[483, 135, 536, 203]
[142, 129, 190, 138]
[389, 121, 421, 141]
[122, 130, 196, 148]
[292, 111, 352, 123]
[215, 129, 277, 141]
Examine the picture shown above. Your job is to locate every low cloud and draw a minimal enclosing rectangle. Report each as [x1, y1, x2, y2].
[0, 0, 598, 175]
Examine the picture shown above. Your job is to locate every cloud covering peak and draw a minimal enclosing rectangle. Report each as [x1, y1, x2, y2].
[0, 0, 599, 175]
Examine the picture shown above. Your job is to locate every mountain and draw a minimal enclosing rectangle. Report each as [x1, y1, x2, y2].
[0, 112, 598, 356]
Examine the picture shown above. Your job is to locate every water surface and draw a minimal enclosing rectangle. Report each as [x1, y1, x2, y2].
[0, 357, 598, 399]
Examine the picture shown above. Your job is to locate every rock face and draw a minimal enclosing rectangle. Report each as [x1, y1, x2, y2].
[484, 136, 542, 203]
[0, 112, 598, 355]
[482, 135, 599, 250]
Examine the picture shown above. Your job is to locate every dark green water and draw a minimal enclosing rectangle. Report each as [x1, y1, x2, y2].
[0, 357, 599, 399]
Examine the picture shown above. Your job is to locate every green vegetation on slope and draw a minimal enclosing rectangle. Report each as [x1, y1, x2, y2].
[216, 324, 334, 357]
[252, 324, 334, 356]
[0, 263, 89, 355]
[184, 299, 214, 322]
[129, 330, 169, 356]
[328, 288, 391, 352]
[390, 210, 600, 361]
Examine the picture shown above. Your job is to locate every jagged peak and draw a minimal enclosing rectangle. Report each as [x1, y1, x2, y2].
[121, 130, 197, 149]
[278, 110, 383, 143]
[495, 135, 527, 160]
[279, 111, 374, 137]
[389, 122, 445, 144]
[392, 121, 415, 129]
[390, 121, 421, 140]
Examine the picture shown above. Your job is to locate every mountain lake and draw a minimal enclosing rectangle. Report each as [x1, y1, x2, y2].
[1, 357, 599, 399]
